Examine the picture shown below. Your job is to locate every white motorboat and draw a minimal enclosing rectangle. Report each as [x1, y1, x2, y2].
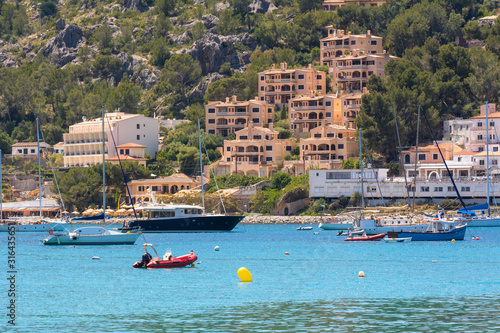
[319, 221, 353, 230]
[384, 237, 412, 243]
[297, 226, 313, 230]
[42, 226, 140, 245]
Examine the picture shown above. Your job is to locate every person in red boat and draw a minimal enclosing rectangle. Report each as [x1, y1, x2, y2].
[139, 248, 152, 267]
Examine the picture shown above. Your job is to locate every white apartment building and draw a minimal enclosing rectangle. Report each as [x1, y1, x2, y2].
[309, 169, 500, 205]
[63, 112, 159, 167]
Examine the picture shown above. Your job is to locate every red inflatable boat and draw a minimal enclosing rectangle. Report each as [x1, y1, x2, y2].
[344, 233, 386, 242]
[133, 244, 198, 268]
[134, 251, 197, 268]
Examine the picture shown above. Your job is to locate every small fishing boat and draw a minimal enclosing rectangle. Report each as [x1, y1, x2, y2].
[297, 226, 313, 230]
[384, 237, 412, 243]
[344, 232, 386, 242]
[133, 244, 197, 268]
[42, 227, 140, 245]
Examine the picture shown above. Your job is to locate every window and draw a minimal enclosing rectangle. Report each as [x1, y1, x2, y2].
[418, 154, 426, 161]
[120, 149, 124, 155]
[494, 147, 499, 152]
[461, 187, 471, 192]
[327, 133, 334, 138]
[338, 155, 344, 160]
[480, 160, 485, 165]
[314, 134, 321, 138]
[253, 135, 262, 140]
[226, 146, 231, 152]
[209, 130, 215, 134]
[265, 156, 273, 162]
[239, 135, 248, 140]
[478, 122, 483, 127]
[152, 186, 159, 192]
[252, 108, 260, 113]
[316, 85, 322, 90]
[490, 122, 495, 127]
[31, 149, 35, 154]
[266, 146, 273, 151]
[421, 186, 430, 192]
[137, 135, 140, 140]
[17, 149, 22, 154]
[370, 40, 377, 45]
[125, 149, 129, 155]
[338, 144, 344, 149]
[350, 40, 356, 45]
[338, 133, 343, 138]
[285, 146, 292, 151]
[268, 108, 272, 113]
[479, 147, 484, 152]
[448, 186, 454, 192]
[325, 112, 331, 118]
[268, 119, 272, 123]
[260, 76, 264, 81]
[298, 85, 305, 90]
[316, 75, 322, 80]
[434, 187, 443, 192]
[137, 124, 140, 129]
[227, 157, 230, 162]
[478, 135, 483, 140]
[208, 119, 215, 124]
[252, 118, 260, 124]
[433, 153, 438, 160]
[367, 60, 375, 66]
[208, 108, 215, 113]
[325, 101, 331, 107]
[493, 160, 498, 165]
[298, 74, 305, 80]
[260, 86, 264, 91]
[458, 157, 462, 162]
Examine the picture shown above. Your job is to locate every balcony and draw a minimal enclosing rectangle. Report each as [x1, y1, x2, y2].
[471, 126, 494, 131]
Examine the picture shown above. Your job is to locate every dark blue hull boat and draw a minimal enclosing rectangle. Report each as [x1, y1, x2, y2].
[395, 225, 467, 241]
[121, 215, 245, 232]
[71, 212, 105, 221]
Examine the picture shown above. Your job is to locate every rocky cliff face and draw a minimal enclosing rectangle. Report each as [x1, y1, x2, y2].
[40, 23, 87, 67]
[177, 32, 261, 75]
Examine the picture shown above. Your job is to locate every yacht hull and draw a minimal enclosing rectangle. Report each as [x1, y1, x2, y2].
[395, 225, 467, 241]
[121, 215, 245, 232]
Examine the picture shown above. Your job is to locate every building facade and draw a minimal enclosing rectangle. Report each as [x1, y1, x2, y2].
[320, 28, 394, 92]
[63, 112, 159, 168]
[106, 143, 148, 167]
[309, 169, 500, 205]
[322, 0, 385, 12]
[214, 122, 297, 177]
[128, 173, 203, 203]
[257, 63, 326, 105]
[205, 96, 274, 137]
[12, 142, 52, 157]
[289, 90, 364, 133]
[300, 123, 358, 169]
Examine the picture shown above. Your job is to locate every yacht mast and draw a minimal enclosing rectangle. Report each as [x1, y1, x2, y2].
[486, 101, 490, 216]
[359, 129, 365, 209]
[37, 118, 43, 219]
[412, 107, 421, 213]
[198, 119, 205, 211]
[0, 149, 2, 221]
[102, 106, 106, 223]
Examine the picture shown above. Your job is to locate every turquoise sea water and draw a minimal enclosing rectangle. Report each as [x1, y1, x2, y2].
[2, 224, 500, 332]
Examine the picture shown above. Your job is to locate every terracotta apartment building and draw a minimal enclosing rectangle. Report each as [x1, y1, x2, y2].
[322, 0, 385, 12]
[205, 96, 274, 137]
[257, 63, 326, 105]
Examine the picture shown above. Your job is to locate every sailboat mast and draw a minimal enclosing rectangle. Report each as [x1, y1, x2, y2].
[37, 118, 42, 219]
[102, 106, 106, 222]
[412, 107, 421, 214]
[359, 129, 365, 209]
[486, 101, 490, 216]
[0, 149, 2, 221]
[198, 119, 205, 212]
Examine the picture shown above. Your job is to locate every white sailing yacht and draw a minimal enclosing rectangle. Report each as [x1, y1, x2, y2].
[42, 107, 140, 245]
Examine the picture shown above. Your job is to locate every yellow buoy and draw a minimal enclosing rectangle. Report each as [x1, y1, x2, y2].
[451, 239, 456, 242]
[359, 271, 365, 278]
[237, 267, 252, 282]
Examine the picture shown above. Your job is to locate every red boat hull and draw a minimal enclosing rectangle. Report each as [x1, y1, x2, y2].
[134, 253, 198, 268]
[344, 233, 386, 241]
